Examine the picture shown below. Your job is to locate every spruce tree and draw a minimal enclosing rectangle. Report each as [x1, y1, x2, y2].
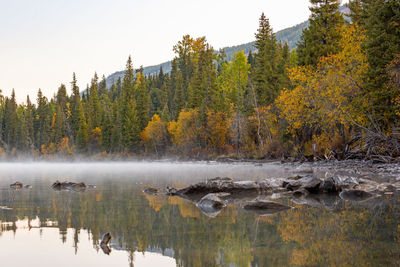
[297, 0, 345, 66]
[135, 72, 150, 132]
[254, 13, 281, 106]
[354, 0, 400, 124]
[120, 56, 139, 152]
[88, 73, 101, 129]
[70, 73, 81, 142]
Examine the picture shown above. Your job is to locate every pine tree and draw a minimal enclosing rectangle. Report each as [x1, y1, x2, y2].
[76, 103, 88, 152]
[99, 75, 107, 96]
[70, 73, 81, 142]
[2, 90, 18, 151]
[120, 56, 139, 152]
[297, 0, 345, 66]
[173, 70, 185, 120]
[24, 95, 35, 150]
[35, 89, 51, 150]
[135, 72, 150, 132]
[88, 73, 101, 129]
[351, 0, 400, 124]
[254, 13, 281, 106]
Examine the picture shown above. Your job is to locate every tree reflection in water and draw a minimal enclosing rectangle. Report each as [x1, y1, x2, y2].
[0, 178, 399, 266]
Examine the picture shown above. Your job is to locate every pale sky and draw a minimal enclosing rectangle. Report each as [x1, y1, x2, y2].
[0, 0, 348, 103]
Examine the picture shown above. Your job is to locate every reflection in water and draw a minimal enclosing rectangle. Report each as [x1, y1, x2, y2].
[0, 162, 398, 266]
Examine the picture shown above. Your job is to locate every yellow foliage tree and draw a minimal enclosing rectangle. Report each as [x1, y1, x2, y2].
[276, 24, 368, 157]
[141, 114, 169, 155]
[167, 109, 200, 153]
[204, 111, 229, 152]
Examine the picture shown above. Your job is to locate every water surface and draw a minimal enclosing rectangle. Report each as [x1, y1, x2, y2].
[0, 162, 398, 266]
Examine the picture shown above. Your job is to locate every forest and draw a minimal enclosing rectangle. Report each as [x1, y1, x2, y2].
[1, 0, 399, 160]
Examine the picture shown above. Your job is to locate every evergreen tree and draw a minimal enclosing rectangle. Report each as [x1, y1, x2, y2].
[76, 102, 88, 152]
[88, 73, 101, 129]
[135, 72, 151, 132]
[35, 89, 51, 150]
[2, 90, 18, 151]
[254, 13, 281, 106]
[350, 0, 400, 124]
[70, 73, 81, 142]
[24, 95, 35, 150]
[120, 56, 139, 152]
[297, 0, 345, 66]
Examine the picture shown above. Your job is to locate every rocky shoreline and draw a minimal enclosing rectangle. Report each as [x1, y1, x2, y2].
[144, 165, 400, 217]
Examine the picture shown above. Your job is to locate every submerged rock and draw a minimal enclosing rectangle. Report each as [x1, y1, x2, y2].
[143, 188, 159, 195]
[51, 181, 87, 192]
[243, 200, 291, 216]
[10, 182, 23, 189]
[339, 190, 374, 201]
[196, 193, 228, 218]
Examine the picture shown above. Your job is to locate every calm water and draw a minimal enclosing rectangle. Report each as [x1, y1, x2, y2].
[0, 162, 398, 267]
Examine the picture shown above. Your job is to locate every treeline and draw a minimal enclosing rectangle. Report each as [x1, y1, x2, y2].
[1, 0, 399, 160]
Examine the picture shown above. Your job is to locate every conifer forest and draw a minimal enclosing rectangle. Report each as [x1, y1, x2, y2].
[1, 0, 400, 161]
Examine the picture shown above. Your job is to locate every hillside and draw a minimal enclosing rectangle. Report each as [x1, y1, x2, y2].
[105, 5, 350, 88]
[105, 20, 308, 88]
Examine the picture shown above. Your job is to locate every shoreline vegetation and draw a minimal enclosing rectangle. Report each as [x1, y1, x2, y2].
[1, 1, 399, 162]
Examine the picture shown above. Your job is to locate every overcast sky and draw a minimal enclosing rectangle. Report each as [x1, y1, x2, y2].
[0, 0, 348, 103]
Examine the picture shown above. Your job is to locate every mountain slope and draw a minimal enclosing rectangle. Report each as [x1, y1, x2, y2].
[105, 20, 309, 88]
[106, 6, 350, 87]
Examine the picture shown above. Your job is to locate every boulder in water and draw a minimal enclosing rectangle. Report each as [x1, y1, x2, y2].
[10, 182, 23, 189]
[196, 193, 228, 218]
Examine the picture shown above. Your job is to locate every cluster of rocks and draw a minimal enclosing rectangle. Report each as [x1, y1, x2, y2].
[51, 181, 96, 192]
[144, 174, 400, 217]
[9, 181, 96, 192]
[10, 182, 32, 189]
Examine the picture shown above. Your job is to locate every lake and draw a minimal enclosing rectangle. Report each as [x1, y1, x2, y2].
[0, 161, 398, 266]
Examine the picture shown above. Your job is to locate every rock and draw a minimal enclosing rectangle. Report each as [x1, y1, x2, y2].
[166, 186, 178, 195]
[10, 182, 23, 189]
[339, 190, 374, 201]
[243, 200, 291, 216]
[87, 185, 96, 189]
[282, 176, 322, 193]
[287, 175, 303, 181]
[299, 176, 322, 193]
[282, 179, 302, 191]
[51, 181, 74, 190]
[258, 178, 285, 190]
[69, 182, 87, 192]
[51, 181, 87, 192]
[143, 188, 158, 195]
[100, 232, 112, 255]
[196, 193, 228, 218]
[355, 179, 379, 192]
[319, 177, 341, 193]
[175, 177, 260, 198]
[376, 183, 397, 193]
